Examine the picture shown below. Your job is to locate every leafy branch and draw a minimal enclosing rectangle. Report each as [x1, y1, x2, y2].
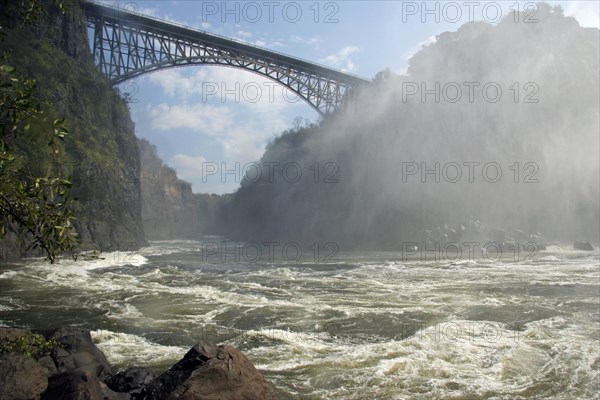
[0, 63, 79, 263]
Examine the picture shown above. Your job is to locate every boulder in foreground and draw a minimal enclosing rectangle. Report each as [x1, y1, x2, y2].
[0, 352, 48, 400]
[140, 342, 277, 400]
[1, 327, 276, 400]
[105, 366, 156, 395]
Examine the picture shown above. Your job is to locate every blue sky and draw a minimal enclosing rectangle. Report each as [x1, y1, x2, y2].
[96, 1, 599, 194]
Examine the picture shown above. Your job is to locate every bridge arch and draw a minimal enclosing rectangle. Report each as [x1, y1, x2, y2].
[112, 59, 346, 117]
[83, 1, 369, 116]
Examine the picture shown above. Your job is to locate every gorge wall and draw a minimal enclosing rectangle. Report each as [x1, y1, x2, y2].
[138, 138, 227, 240]
[1, 0, 146, 255]
[0, 0, 230, 258]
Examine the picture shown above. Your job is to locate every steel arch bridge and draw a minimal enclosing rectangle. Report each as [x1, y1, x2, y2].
[82, 2, 369, 116]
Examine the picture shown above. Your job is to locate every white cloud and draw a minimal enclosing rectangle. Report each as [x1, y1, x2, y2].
[146, 103, 234, 134]
[168, 154, 208, 180]
[319, 46, 361, 72]
[169, 154, 241, 194]
[145, 69, 190, 98]
[416, 35, 437, 49]
[145, 97, 295, 167]
[201, 22, 212, 29]
[145, 68, 303, 113]
[137, 6, 159, 17]
[233, 35, 283, 48]
[253, 39, 267, 47]
[95, 1, 160, 18]
[306, 37, 322, 47]
[157, 105, 288, 193]
[397, 35, 437, 75]
[270, 40, 286, 48]
[236, 30, 252, 38]
[143, 66, 316, 193]
[241, 36, 287, 48]
[564, 1, 600, 28]
[290, 34, 322, 49]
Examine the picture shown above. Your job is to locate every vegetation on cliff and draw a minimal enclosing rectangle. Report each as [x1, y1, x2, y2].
[0, 1, 79, 262]
[0, 0, 145, 260]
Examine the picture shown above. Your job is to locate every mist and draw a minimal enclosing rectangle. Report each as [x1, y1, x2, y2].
[223, 3, 600, 250]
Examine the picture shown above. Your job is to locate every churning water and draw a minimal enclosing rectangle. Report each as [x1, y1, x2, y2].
[1, 240, 598, 399]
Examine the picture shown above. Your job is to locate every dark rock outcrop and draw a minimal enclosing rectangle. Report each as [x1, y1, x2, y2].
[104, 367, 156, 395]
[574, 241, 594, 251]
[141, 342, 276, 400]
[42, 369, 105, 400]
[37, 356, 58, 376]
[49, 328, 111, 380]
[1, 328, 275, 400]
[0, 353, 49, 400]
[42, 368, 129, 400]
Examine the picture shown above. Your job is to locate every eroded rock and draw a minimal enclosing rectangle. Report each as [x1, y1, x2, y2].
[50, 328, 111, 379]
[0, 353, 48, 400]
[141, 342, 276, 400]
[105, 366, 156, 394]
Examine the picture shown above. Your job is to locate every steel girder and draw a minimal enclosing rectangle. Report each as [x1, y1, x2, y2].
[83, 2, 368, 116]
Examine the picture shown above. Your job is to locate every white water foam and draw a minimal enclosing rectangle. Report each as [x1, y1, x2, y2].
[91, 329, 187, 368]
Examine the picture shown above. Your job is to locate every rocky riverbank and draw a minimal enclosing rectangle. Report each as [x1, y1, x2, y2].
[0, 327, 276, 400]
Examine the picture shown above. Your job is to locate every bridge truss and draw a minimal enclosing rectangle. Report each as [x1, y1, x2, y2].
[82, 2, 369, 115]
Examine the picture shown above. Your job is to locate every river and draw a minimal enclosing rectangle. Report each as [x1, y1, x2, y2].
[1, 240, 598, 399]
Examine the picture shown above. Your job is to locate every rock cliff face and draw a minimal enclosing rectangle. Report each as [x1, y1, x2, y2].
[139, 139, 200, 240]
[138, 139, 227, 240]
[1, 0, 146, 255]
[0, 0, 230, 258]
